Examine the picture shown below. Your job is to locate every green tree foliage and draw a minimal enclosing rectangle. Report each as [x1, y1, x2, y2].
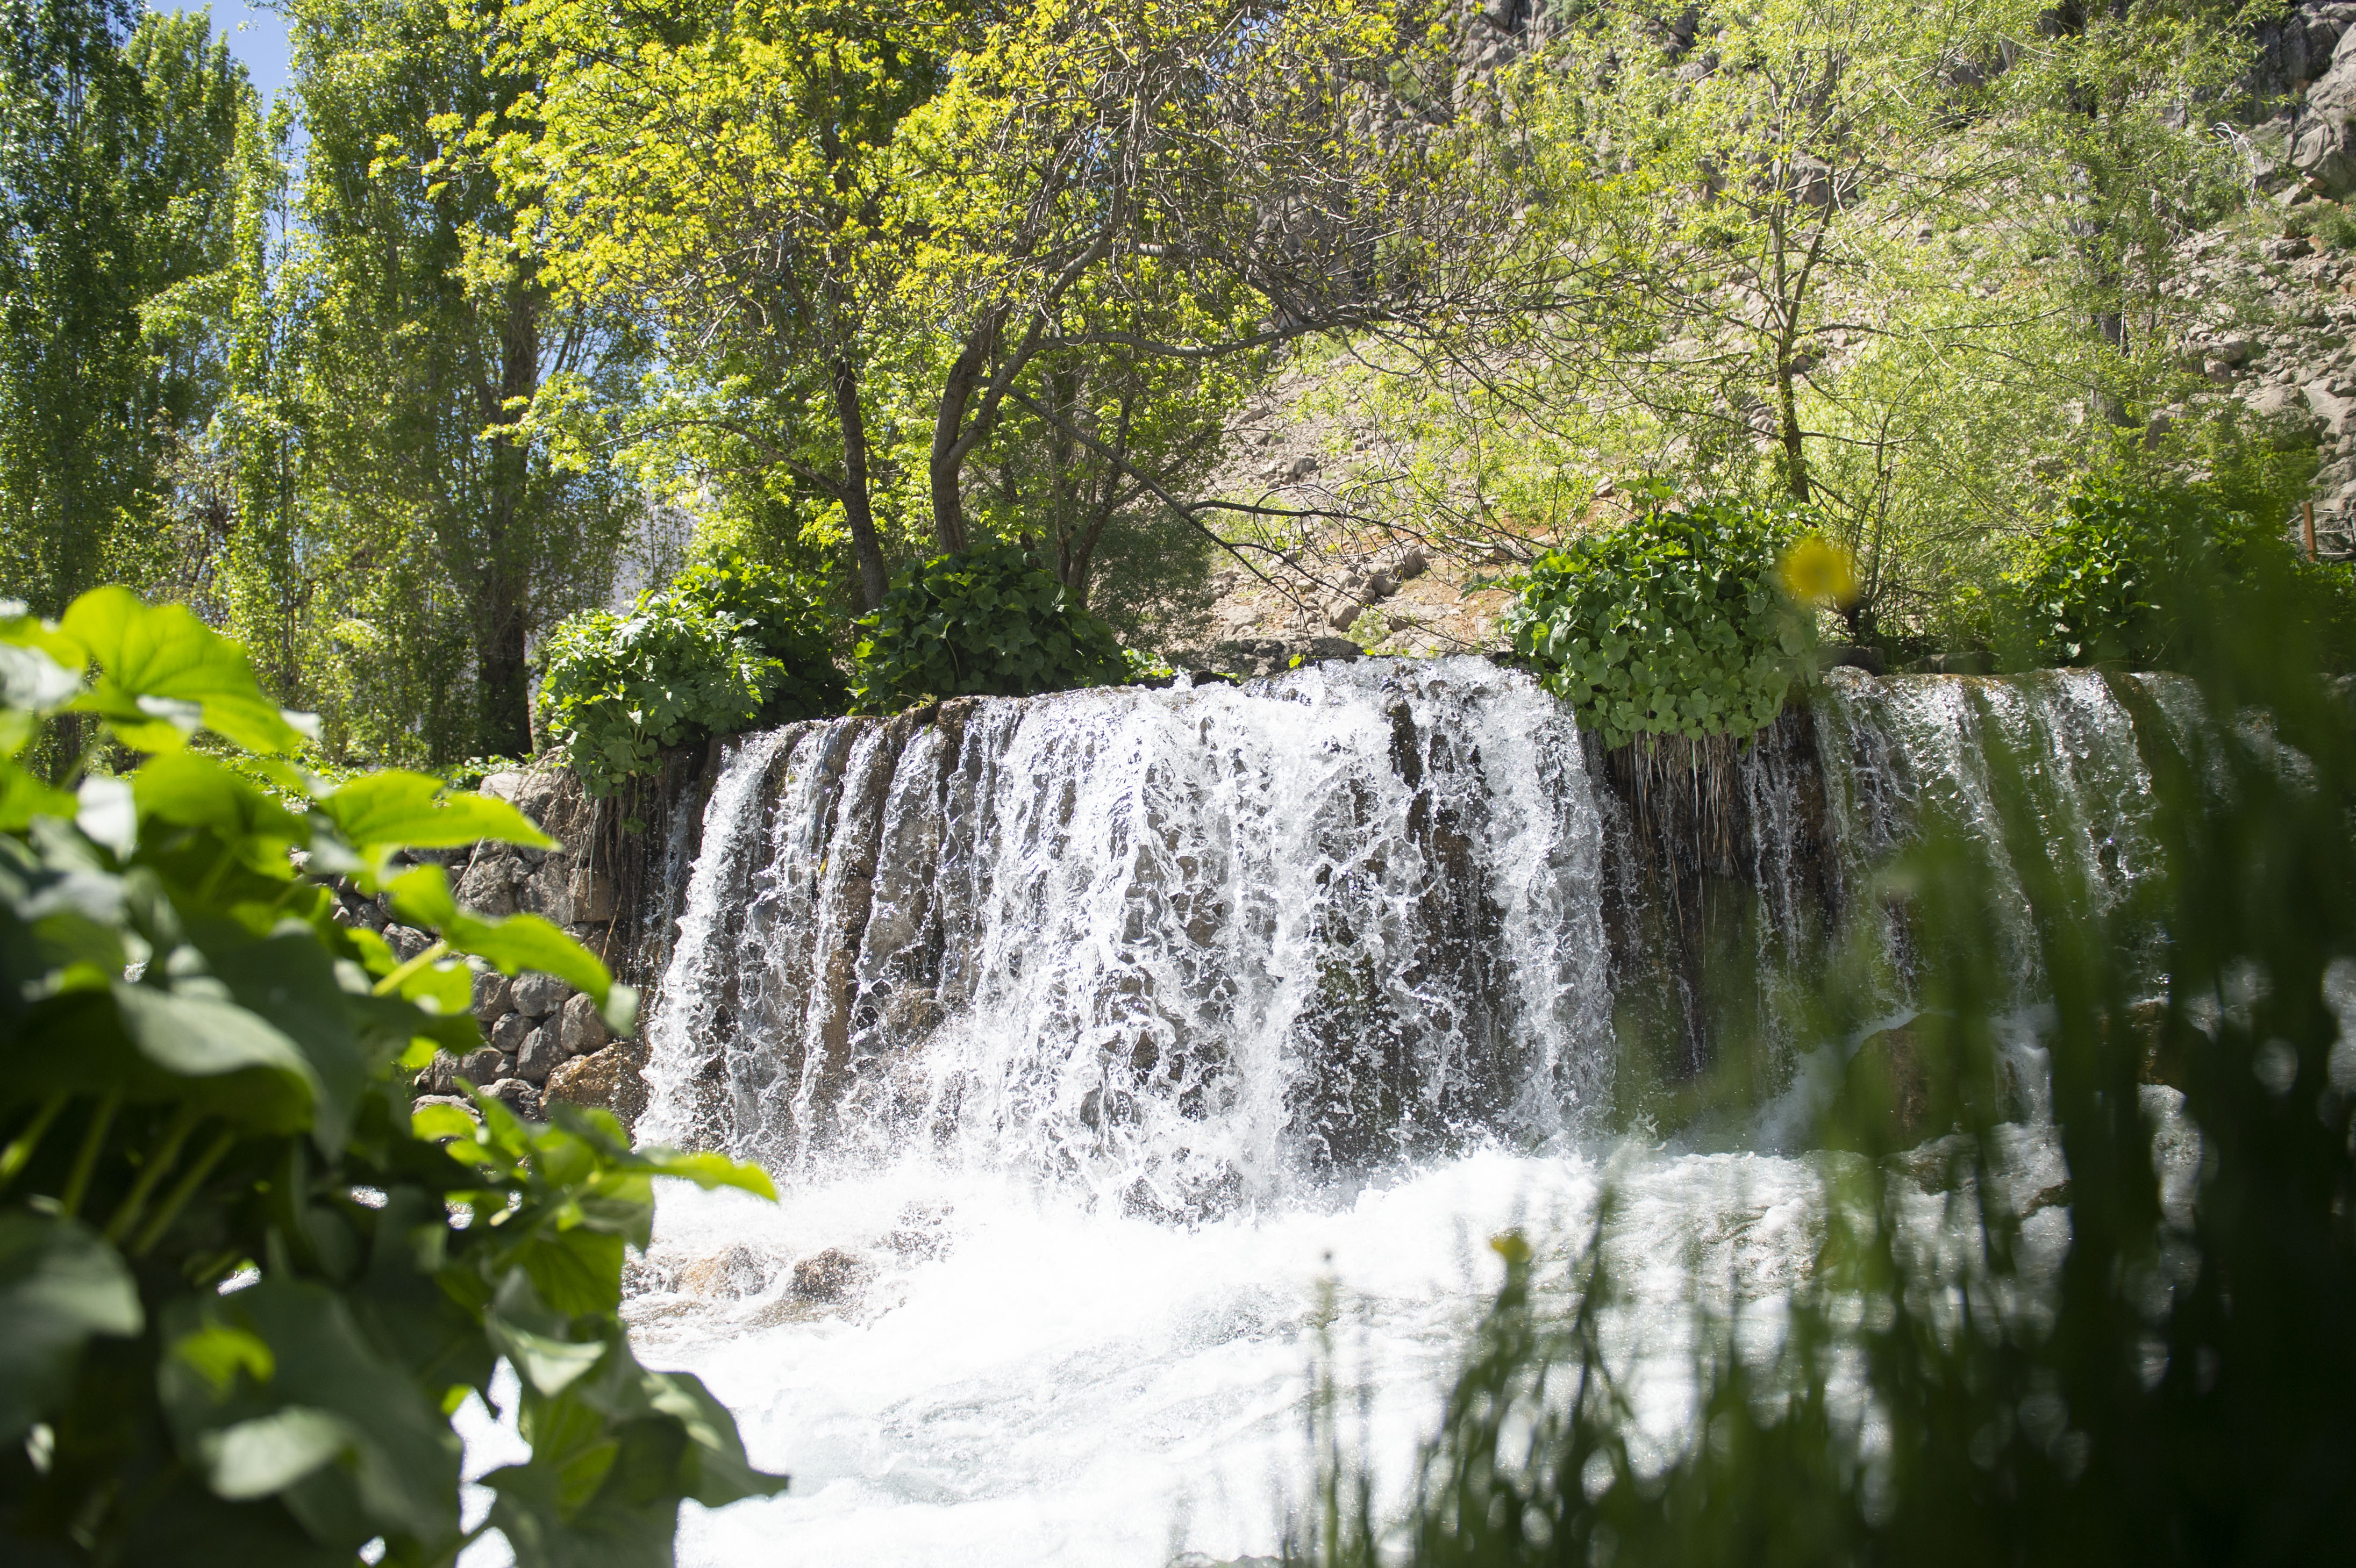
[0, 2, 251, 616]
[1338, 0, 2255, 646]
[1502, 500, 1815, 749]
[1298, 518, 2356, 1568]
[0, 588, 785, 1563]
[224, 0, 646, 764]
[851, 544, 1128, 708]
[541, 557, 848, 796]
[487, 0, 953, 612]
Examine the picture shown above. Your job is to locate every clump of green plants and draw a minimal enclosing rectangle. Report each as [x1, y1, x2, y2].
[1295, 533, 2356, 1566]
[852, 544, 1130, 709]
[2283, 198, 2356, 250]
[2008, 465, 2356, 671]
[540, 555, 848, 795]
[1502, 498, 1816, 749]
[0, 588, 784, 1564]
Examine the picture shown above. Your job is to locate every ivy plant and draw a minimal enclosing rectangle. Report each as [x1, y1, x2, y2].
[0, 588, 787, 1564]
[540, 556, 848, 796]
[851, 545, 1130, 709]
[1502, 498, 1816, 749]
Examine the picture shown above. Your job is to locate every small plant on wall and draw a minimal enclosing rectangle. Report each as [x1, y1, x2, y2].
[1502, 498, 1820, 749]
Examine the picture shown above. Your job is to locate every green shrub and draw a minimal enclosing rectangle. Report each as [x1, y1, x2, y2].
[1501, 498, 1816, 749]
[2283, 198, 2356, 250]
[0, 588, 783, 1565]
[540, 556, 847, 796]
[852, 544, 1130, 708]
[2009, 470, 2356, 670]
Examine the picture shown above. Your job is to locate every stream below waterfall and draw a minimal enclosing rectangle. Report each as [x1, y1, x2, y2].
[459, 656, 2183, 1566]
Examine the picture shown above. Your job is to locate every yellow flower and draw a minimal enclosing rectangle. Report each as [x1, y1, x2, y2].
[1778, 534, 1860, 608]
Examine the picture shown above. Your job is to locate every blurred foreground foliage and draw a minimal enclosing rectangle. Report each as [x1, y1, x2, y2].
[1300, 520, 2356, 1559]
[0, 589, 786, 1564]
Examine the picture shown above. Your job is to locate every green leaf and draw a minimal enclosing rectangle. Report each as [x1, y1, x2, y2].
[199, 1406, 355, 1500]
[57, 588, 313, 756]
[315, 772, 556, 866]
[388, 865, 615, 1006]
[0, 1213, 143, 1440]
[110, 981, 321, 1131]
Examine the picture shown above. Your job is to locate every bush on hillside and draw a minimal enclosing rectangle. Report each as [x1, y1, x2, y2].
[2009, 470, 2356, 671]
[1502, 498, 1817, 749]
[852, 545, 1130, 708]
[0, 589, 783, 1564]
[540, 557, 847, 796]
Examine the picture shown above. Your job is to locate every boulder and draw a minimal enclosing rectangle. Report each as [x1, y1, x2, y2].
[472, 968, 514, 1022]
[681, 1243, 768, 1300]
[789, 1248, 869, 1303]
[1391, 546, 1429, 582]
[512, 971, 572, 1018]
[455, 1046, 505, 1086]
[516, 1026, 561, 1085]
[544, 1041, 649, 1129]
[491, 1009, 534, 1056]
[484, 1077, 542, 1122]
[1832, 1021, 1933, 1149]
[558, 991, 612, 1057]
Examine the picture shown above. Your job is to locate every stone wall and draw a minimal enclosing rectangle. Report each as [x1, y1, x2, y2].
[396, 747, 718, 1134]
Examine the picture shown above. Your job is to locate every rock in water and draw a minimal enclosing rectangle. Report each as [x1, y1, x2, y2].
[790, 1248, 867, 1303]
[680, 1243, 767, 1299]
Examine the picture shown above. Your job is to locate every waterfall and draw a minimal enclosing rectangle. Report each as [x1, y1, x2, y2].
[641, 658, 1612, 1209]
[604, 659, 2190, 1568]
[1811, 667, 2171, 1008]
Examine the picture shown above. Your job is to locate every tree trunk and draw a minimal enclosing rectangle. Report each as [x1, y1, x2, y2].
[831, 355, 889, 611]
[929, 325, 992, 555]
[1776, 355, 1811, 505]
[476, 278, 540, 760]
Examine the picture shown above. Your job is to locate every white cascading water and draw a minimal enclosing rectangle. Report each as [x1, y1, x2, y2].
[453, 661, 2184, 1567]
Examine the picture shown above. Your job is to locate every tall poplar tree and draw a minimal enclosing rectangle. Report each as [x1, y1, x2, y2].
[0, 1, 248, 615]
[278, 0, 640, 760]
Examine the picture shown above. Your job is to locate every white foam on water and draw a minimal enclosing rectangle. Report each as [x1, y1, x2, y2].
[626, 1142, 1833, 1568]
